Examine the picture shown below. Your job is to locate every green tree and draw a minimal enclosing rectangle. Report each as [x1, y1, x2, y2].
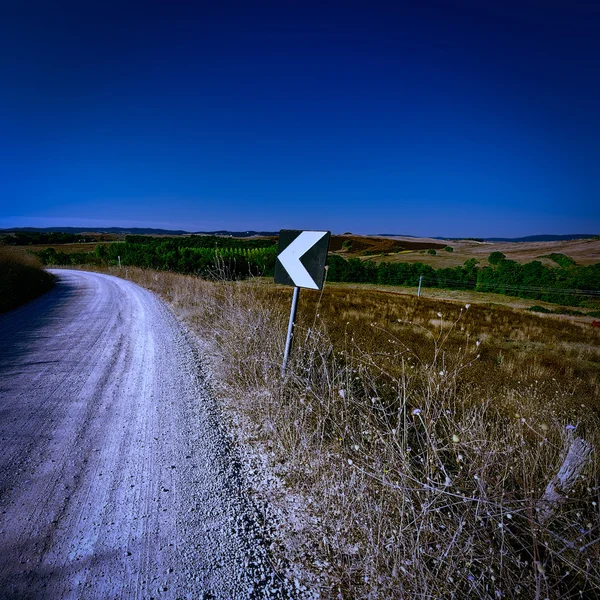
[463, 258, 479, 279]
[488, 251, 506, 266]
[326, 255, 349, 281]
[94, 245, 109, 261]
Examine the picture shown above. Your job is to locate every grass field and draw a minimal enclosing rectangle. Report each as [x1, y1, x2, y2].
[326, 281, 600, 322]
[92, 265, 600, 599]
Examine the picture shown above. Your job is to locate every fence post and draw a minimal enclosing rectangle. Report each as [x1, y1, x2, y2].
[417, 275, 423, 298]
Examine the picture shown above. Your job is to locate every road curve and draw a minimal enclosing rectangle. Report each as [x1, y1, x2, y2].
[0, 270, 289, 599]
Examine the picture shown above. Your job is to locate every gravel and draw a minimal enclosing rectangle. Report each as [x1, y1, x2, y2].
[0, 270, 298, 599]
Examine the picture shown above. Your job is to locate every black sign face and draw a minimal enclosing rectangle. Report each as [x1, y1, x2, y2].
[274, 230, 331, 290]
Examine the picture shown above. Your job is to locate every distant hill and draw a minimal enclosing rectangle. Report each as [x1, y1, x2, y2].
[373, 233, 418, 238]
[0, 227, 279, 237]
[423, 234, 597, 243]
[1, 228, 596, 242]
[481, 234, 598, 242]
[376, 233, 598, 242]
[0, 226, 191, 236]
[195, 230, 279, 237]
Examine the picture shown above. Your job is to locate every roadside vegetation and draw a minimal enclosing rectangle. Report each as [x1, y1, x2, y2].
[29, 233, 600, 312]
[0, 246, 55, 312]
[35, 234, 278, 278]
[99, 265, 599, 599]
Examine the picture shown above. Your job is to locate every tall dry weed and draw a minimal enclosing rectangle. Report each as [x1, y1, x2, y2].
[0, 246, 55, 312]
[106, 267, 600, 598]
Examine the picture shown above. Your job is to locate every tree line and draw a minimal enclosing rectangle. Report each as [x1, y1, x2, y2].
[1, 231, 91, 245]
[327, 252, 600, 308]
[33, 235, 600, 309]
[37, 235, 279, 279]
[123, 234, 276, 250]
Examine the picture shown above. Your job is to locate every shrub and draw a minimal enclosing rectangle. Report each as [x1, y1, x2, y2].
[427, 248, 437, 255]
[541, 253, 576, 268]
[444, 245, 454, 252]
[488, 251, 506, 265]
[527, 305, 551, 313]
[0, 247, 55, 312]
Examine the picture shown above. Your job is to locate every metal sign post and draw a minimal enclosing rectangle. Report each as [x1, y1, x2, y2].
[274, 230, 330, 375]
[281, 286, 300, 375]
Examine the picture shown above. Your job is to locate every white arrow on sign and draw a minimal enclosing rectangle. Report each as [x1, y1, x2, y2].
[278, 230, 329, 290]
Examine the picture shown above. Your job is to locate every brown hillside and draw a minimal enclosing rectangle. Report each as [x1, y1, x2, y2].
[329, 235, 445, 254]
[363, 236, 600, 267]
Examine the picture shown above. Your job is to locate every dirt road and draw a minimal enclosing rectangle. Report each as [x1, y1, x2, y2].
[0, 270, 290, 599]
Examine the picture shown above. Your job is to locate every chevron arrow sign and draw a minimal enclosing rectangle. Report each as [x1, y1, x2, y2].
[274, 230, 331, 290]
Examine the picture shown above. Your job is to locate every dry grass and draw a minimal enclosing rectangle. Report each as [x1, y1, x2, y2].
[301, 282, 598, 327]
[0, 246, 55, 312]
[99, 266, 600, 598]
[348, 237, 600, 268]
[329, 235, 446, 255]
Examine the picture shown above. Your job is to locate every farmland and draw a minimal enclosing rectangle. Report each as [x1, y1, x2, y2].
[333, 234, 600, 267]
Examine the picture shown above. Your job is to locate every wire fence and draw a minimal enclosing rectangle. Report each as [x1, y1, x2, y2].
[419, 277, 600, 299]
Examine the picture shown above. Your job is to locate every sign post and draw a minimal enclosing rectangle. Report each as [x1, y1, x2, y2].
[282, 286, 300, 374]
[274, 230, 330, 374]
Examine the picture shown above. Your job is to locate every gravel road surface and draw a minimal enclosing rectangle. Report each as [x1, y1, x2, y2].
[0, 270, 292, 599]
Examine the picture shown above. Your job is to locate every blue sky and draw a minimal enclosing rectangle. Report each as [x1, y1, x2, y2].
[1, 0, 598, 237]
